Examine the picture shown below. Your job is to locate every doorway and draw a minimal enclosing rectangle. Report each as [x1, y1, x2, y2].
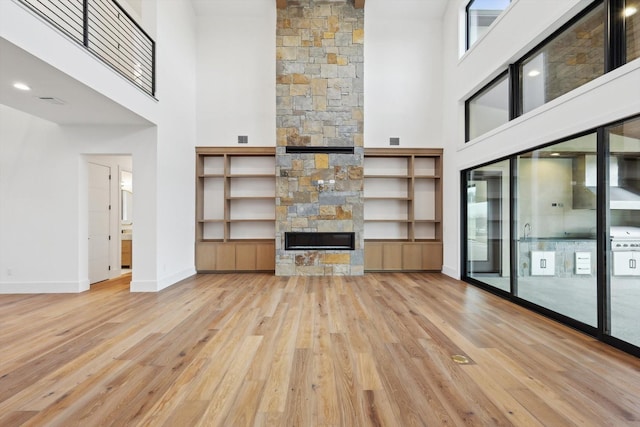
[88, 162, 111, 284]
[87, 155, 133, 285]
[467, 170, 503, 275]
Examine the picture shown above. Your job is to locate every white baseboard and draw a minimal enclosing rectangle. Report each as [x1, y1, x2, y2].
[130, 267, 196, 292]
[0, 281, 87, 294]
[129, 279, 158, 292]
[441, 265, 460, 280]
[158, 267, 196, 291]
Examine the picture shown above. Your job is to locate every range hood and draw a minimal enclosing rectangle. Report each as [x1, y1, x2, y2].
[573, 155, 640, 210]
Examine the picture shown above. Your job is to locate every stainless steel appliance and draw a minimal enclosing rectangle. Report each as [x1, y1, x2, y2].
[610, 226, 640, 276]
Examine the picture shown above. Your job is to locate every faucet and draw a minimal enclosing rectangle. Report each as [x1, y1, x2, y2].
[524, 223, 531, 239]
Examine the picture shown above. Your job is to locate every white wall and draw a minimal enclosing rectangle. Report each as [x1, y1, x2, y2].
[194, 0, 445, 149]
[441, 0, 640, 278]
[151, 0, 198, 291]
[1, 0, 199, 293]
[364, 0, 443, 147]
[0, 104, 157, 293]
[196, 2, 276, 147]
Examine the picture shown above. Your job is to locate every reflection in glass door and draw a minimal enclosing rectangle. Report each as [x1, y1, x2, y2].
[608, 118, 640, 348]
[462, 116, 640, 356]
[515, 134, 598, 326]
[466, 161, 510, 292]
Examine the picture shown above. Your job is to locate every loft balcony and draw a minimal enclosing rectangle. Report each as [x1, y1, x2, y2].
[17, 0, 155, 97]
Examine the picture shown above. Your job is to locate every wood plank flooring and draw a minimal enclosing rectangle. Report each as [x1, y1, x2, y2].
[1, 272, 639, 426]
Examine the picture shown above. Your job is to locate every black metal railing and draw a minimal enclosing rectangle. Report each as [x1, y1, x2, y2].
[18, 0, 155, 97]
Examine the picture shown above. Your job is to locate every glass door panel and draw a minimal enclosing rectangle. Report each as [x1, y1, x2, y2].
[516, 134, 597, 326]
[466, 160, 510, 292]
[608, 117, 640, 347]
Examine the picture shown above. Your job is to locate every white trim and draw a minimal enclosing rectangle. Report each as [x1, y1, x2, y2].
[459, 0, 519, 61]
[0, 281, 87, 294]
[441, 265, 460, 280]
[130, 267, 196, 292]
[458, 59, 640, 166]
[158, 268, 197, 291]
[130, 279, 158, 292]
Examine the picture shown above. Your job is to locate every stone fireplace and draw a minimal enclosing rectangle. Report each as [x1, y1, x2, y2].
[275, 0, 364, 276]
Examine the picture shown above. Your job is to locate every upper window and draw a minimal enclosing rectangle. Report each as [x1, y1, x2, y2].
[466, 72, 510, 141]
[520, 3, 606, 114]
[465, 0, 636, 143]
[626, 0, 640, 62]
[466, 0, 511, 50]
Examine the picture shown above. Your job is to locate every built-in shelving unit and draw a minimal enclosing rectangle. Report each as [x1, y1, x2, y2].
[363, 148, 443, 271]
[196, 147, 276, 272]
[196, 147, 442, 273]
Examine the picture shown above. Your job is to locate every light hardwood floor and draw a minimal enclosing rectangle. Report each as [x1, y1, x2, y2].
[1, 272, 639, 426]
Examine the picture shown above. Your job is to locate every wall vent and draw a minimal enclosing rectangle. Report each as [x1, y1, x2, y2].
[38, 96, 65, 105]
[390, 137, 400, 146]
[238, 135, 248, 144]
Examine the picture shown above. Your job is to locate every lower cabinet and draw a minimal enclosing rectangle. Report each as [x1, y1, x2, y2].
[121, 240, 132, 268]
[364, 242, 442, 271]
[196, 241, 275, 272]
[613, 251, 640, 276]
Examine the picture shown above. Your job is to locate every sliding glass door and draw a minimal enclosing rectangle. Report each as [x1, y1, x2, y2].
[462, 115, 640, 356]
[515, 134, 598, 326]
[607, 117, 640, 347]
[465, 160, 510, 292]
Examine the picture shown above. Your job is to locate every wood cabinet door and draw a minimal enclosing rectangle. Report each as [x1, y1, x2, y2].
[402, 243, 423, 270]
[256, 243, 275, 270]
[422, 243, 443, 271]
[216, 243, 236, 270]
[364, 243, 383, 270]
[235, 244, 257, 270]
[383, 243, 403, 270]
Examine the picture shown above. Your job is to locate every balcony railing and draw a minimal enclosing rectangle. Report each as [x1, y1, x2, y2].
[18, 0, 155, 97]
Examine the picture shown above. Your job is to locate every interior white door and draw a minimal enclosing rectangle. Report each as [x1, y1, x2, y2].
[89, 162, 111, 284]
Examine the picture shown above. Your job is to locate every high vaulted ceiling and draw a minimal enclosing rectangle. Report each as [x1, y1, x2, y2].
[192, 0, 449, 18]
[276, 0, 364, 8]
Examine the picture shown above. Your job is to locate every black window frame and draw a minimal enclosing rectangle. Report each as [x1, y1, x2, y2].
[466, 0, 512, 51]
[461, 113, 640, 359]
[464, 70, 511, 142]
[515, 0, 607, 117]
[465, 0, 634, 142]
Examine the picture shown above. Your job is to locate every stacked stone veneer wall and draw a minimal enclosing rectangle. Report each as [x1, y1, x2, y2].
[275, 0, 364, 276]
[543, 6, 604, 103]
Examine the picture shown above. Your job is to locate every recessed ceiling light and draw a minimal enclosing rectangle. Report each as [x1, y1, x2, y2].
[528, 70, 541, 77]
[624, 7, 637, 17]
[13, 82, 31, 91]
[550, 152, 561, 156]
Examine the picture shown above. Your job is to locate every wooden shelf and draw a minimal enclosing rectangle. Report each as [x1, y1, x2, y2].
[227, 196, 275, 200]
[364, 174, 410, 178]
[363, 148, 443, 272]
[227, 174, 274, 178]
[364, 196, 412, 201]
[196, 147, 276, 272]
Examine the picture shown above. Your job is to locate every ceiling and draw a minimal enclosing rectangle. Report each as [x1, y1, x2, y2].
[1, 0, 449, 126]
[192, 0, 449, 17]
[0, 38, 151, 126]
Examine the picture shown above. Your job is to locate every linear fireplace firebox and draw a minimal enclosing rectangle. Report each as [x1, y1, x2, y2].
[284, 232, 355, 250]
